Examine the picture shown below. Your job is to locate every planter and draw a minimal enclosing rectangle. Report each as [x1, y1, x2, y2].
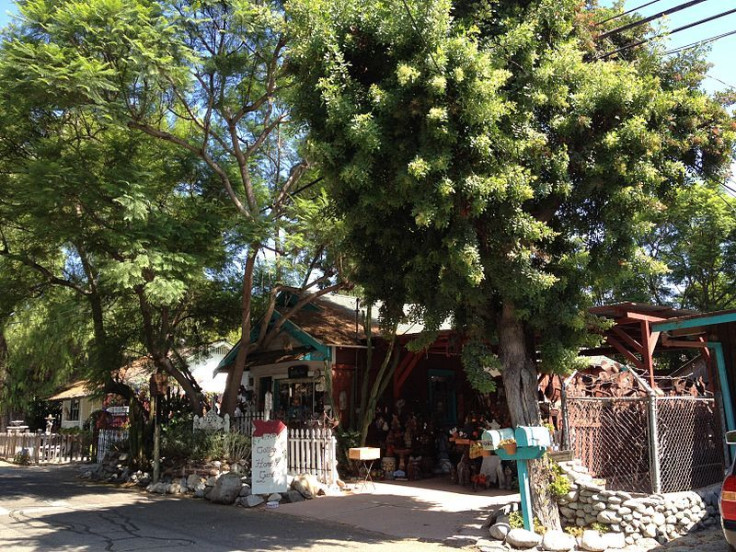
[501, 442, 517, 455]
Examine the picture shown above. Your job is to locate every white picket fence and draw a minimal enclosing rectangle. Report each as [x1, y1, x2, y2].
[231, 411, 339, 485]
[97, 429, 129, 463]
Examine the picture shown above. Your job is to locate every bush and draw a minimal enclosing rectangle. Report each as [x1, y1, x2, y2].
[14, 449, 32, 465]
[548, 461, 571, 498]
[509, 511, 524, 529]
[564, 526, 584, 537]
[160, 416, 251, 465]
[589, 521, 609, 534]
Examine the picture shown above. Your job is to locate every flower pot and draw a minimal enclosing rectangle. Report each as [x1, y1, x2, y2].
[502, 442, 517, 455]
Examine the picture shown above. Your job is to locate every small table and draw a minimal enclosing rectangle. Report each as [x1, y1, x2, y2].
[348, 447, 381, 490]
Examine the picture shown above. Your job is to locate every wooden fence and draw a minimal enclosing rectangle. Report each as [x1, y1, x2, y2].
[231, 411, 339, 485]
[0, 432, 91, 464]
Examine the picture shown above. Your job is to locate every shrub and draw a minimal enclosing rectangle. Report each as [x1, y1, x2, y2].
[564, 526, 584, 537]
[548, 461, 571, 498]
[589, 521, 610, 534]
[14, 449, 32, 465]
[508, 511, 524, 529]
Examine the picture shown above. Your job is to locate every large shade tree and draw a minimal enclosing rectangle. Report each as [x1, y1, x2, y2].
[286, 0, 735, 526]
[0, 0, 351, 417]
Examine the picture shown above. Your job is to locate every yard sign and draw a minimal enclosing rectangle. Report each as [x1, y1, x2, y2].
[252, 419, 288, 494]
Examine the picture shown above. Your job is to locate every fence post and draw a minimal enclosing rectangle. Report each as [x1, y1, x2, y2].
[648, 394, 661, 494]
[561, 383, 571, 451]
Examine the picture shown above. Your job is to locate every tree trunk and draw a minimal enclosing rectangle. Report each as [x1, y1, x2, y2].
[499, 302, 561, 531]
[154, 355, 203, 416]
[220, 248, 258, 416]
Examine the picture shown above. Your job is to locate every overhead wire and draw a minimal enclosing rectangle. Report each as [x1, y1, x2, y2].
[665, 28, 736, 55]
[595, 0, 664, 27]
[597, 7, 736, 60]
[597, 0, 711, 40]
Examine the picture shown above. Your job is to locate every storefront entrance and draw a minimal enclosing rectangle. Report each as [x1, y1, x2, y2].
[429, 369, 457, 429]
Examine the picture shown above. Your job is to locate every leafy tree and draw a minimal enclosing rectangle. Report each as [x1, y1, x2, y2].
[1, 0, 350, 416]
[287, 0, 734, 526]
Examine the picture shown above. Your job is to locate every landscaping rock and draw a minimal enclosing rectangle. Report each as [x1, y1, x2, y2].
[541, 530, 575, 551]
[290, 473, 322, 499]
[505, 528, 541, 549]
[283, 490, 306, 503]
[489, 522, 511, 540]
[579, 530, 607, 552]
[244, 494, 264, 508]
[207, 472, 242, 505]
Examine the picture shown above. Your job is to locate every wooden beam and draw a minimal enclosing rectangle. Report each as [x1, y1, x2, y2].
[605, 335, 644, 370]
[394, 353, 421, 398]
[660, 336, 709, 348]
[624, 312, 668, 323]
[611, 326, 644, 355]
[641, 321, 657, 388]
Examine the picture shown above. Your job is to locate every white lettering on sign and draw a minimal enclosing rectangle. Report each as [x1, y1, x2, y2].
[251, 430, 288, 494]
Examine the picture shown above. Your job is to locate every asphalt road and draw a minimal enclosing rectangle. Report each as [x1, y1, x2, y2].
[0, 462, 470, 552]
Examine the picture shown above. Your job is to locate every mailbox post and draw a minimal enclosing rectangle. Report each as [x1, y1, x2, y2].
[482, 426, 551, 532]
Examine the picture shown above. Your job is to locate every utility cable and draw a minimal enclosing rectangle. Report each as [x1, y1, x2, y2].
[596, 0, 664, 27]
[665, 28, 736, 55]
[598, 0, 710, 40]
[598, 7, 736, 60]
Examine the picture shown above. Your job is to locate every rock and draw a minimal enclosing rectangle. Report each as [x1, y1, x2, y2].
[205, 475, 218, 487]
[168, 482, 184, 494]
[505, 529, 541, 549]
[601, 532, 625, 549]
[244, 494, 264, 508]
[642, 523, 657, 537]
[239, 484, 252, 497]
[207, 472, 243, 505]
[596, 510, 621, 524]
[579, 530, 607, 552]
[489, 523, 511, 540]
[541, 530, 575, 551]
[290, 474, 323, 499]
[194, 488, 206, 498]
[267, 492, 282, 503]
[560, 507, 576, 519]
[187, 474, 203, 490]
[283, 490, 305, 503]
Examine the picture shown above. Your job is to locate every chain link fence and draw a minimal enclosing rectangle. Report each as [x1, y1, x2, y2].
[565, 397, 652, 492]
[564, 375, 725, 493]
[656, 397, 723, 492]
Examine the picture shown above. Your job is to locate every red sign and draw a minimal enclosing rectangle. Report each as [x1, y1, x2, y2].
[252, 419, 287, 437]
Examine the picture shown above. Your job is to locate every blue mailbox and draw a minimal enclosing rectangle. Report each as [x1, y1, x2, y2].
[515, 426, 552, 448]
[492, 425, 552, 533]
[481, 428, 514, 450]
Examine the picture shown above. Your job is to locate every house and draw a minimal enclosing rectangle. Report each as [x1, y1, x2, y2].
[48, 381, 101, 430]
[48, 341, 233, 428]
[216, 293, 492, 431]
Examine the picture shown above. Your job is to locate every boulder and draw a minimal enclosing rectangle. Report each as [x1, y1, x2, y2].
[283, 490, 306, 503]
[239, 484, 252, 497]
[187, 474, 203, 490]
[290, 474, 323, 499]
[579, 530, 607, 552]
[601, 532, 626, 549]
[267, 492, 283, 503]
[244, 494, 264, 508]
[541, 530, 575, 551]
[207, 472, 243, 505]
[489, 522, 511, 540]
[505, 529, 542, 549]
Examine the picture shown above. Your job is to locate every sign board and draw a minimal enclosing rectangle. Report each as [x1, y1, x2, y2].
[252, 420, 288, 495]
[288, 365, 310, 379]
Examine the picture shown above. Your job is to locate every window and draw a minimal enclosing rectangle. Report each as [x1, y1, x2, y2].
[68, 399, 80, 421]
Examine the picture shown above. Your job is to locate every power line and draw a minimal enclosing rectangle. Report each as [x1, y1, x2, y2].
[598, 7, 736, 60]
[665, 28, 736, 56]
[598, 0, 711, 40]
[596, 0, 664, 27]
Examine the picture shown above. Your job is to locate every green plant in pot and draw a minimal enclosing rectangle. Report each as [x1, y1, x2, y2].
[498, 438, 517, 455]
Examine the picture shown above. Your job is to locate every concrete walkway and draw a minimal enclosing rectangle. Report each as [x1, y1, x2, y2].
[276, 477, 520, 545]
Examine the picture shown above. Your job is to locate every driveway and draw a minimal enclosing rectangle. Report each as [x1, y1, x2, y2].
[0, 462, 486, 552]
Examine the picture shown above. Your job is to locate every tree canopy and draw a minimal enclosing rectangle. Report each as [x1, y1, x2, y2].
[286, 0, 735, 526]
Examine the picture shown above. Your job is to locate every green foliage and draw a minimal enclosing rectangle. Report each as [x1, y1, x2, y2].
[335, 428, 361, 475]
[287, 0, 735, 382]
[589, 521, 610, 534]
[548, 462, 571, 499]
[460, 341, 498, 393]
[508, 511, 524, 529]
[564, 526, 583, 537]
[14, 449, 32, 465]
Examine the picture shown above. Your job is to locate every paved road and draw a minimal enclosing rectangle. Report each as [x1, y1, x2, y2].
[0, 463, 470, 552]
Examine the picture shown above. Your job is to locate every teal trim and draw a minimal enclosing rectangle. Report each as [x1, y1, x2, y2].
[653, 311, 736, 332]
[708, 342, 736, 460]
[518, 461, 533, 531]
[274, 312, 331, 360]
[215, 310, 332, 371]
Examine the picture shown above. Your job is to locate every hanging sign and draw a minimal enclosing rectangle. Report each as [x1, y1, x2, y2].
[252, 420, 288, 494]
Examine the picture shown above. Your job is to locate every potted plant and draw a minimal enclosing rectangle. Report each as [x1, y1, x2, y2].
[498, 438, 517, 455]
